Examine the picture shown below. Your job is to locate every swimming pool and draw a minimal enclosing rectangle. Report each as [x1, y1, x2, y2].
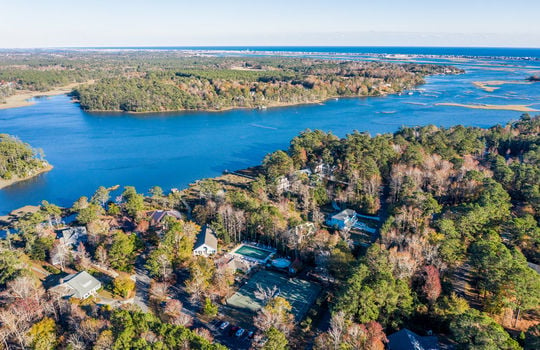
[232, 244, 274, 262]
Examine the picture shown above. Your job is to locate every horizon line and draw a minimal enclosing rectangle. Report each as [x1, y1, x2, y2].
[2, 45, 540, 50]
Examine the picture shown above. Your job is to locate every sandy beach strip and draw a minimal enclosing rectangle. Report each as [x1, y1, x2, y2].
[0, 82, 92, 110]
[473, 80, 533, 92]
[435, 103, 539, 112]
[0, 204, 41, 227]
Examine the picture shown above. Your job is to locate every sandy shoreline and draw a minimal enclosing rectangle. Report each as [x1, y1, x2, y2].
[435, 102, 539, 112]
[0, 82, 91, 110]
[0, 205, 42, 227]
[0, 164, 53, 190]
[472, 80, 533, 92]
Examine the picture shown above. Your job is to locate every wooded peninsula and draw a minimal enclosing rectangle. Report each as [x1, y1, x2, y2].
[0, 134, 51, 189]
[0, 51, 463, 113]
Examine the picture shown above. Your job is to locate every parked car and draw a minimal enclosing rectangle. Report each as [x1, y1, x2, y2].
[229, 325, 239, 336]
[247, 331, 255, 339]
[219, 321, 229, 330]
[235, 328, 245, 337]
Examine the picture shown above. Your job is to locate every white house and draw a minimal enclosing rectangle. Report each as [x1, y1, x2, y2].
[326, 209, 358, 231]
[193, 226, 218, 257]
[52, 271, 101, 300]
[314, 163, 336, 177]
[275, 176, 291, 193]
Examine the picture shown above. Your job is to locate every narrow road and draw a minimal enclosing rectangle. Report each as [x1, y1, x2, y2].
[180, 198, 193, 221]
[133, 253, 150, 312]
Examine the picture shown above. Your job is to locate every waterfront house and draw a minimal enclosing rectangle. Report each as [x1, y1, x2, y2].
[275, 176, 291, 193]
[51, 271, 101, 300]
[57, 226, 87, 248]
[148, 210, 183, 227]
[193, 225, 218, 257]
[313, 162, 336, 177]
[326, 209, 358, 231]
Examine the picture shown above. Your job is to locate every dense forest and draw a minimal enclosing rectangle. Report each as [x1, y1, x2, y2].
[71, 61, 460, 112]
[0, 134, 49, 181]
[0, 115, 539, 349]
[0, 51, 462, 111]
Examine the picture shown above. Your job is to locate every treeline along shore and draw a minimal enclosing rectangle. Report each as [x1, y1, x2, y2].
[0, 51, 463, 113]
[0, 134, 51, 189]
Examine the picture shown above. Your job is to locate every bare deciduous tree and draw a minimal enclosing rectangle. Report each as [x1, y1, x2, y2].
[327, 311, 347, 350]
[150, 281, 170, 301]
[4, 276, 42, 301]
[50, 242, 71, 270]
[95, 245, 108, 267]
[194, 327, 213, 342]
[254, 283, 279, 304]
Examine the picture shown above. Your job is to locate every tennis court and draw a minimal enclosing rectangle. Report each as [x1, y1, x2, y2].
[226, 270, 321, 321]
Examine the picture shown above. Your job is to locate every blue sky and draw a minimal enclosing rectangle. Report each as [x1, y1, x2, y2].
[1, 0, 539, 48]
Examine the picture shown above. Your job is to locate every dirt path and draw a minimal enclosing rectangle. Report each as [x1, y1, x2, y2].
[449, 262, 483, 309]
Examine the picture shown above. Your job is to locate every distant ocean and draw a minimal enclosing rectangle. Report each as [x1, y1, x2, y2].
[85, 46, 540, 58]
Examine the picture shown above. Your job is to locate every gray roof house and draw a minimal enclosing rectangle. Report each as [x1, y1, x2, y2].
[148, 210, 183, 226]
[53, 271, 101, 299]
[193, 226, 218, 257]
[57, 226, 87, 247]
[326, 209, 358, 231]
[387, 329, 439, 350]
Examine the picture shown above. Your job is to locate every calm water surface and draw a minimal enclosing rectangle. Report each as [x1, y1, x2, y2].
[1, 52, 540, 214]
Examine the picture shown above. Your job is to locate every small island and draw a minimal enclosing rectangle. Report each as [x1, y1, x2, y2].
[0, 134, 52, 189]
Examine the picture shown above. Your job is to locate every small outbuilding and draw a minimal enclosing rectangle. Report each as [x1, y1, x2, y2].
[288, 258, 303, 275]
[193, 225, 218, 257]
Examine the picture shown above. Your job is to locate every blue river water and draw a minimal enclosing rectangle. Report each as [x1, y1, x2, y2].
[1, 48, 540, 214]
